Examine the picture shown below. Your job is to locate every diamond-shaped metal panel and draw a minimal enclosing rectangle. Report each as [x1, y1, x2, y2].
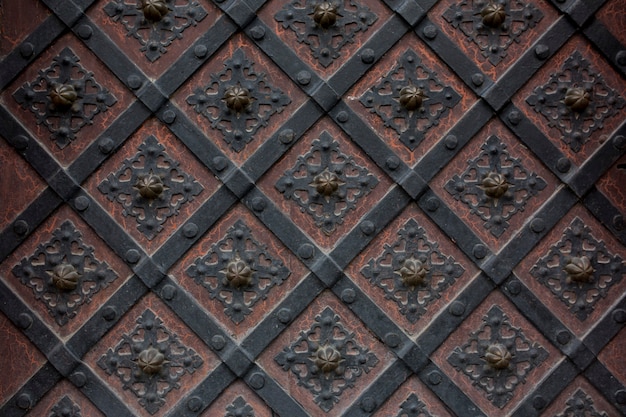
[1, 0, 625, 416]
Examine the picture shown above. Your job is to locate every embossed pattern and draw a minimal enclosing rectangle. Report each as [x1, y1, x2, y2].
[103, 0, 207, 62]
[360, 49, 461, 150]
[12, 47, 116, 148]
[98, 135, 203, 240]
[1, 0, 625, 416]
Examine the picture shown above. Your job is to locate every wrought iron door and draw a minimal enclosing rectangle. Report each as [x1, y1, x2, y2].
[1, 0, 625, 416]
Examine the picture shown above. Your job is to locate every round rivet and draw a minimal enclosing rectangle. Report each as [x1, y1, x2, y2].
[279, 128, 294, 144]
[471, 73, 484, 86]
[298, 243, 314, 259]
[449, 301, 465, 316]
[194, 45, 207, 58]
[13, 135, 29, 150]
[613, 215, 625, 231]
[213, 156, 228, 172]
[473, 244, 487, 259]
[17, 313, 32, 329]
[102, 306, 117, 321]
[250, 25, 266, 40]
[78, 25, 93, 39]
[74, 196, 90, 211]
[16, 393, 31, 410]
[71, 371, 87, 387]
[556, 330, 571, 345]
[14, 220, 29, 236]
[444, 135, 458, 149]
[425, 197, 440, 212]
[249, 372, 265, 389]
[187, 396, 203, 412]
[613, 309, 626, 323]
[161, 284, 177, 300]
[556, 157, 571, 173]
[336, 111, 348, 123]
[211, 335, 226, 350]
[162, 110, 176, 124]
[386, 156, 400, 170]
[251, 197, 266, 212]
[19, 42, 34, 58]
[183, 223, 198, 238]
[341, 288, 356, 303]
[613, 135, 626, 150]
[616, 390, 626, 405]
[127, 75, 142, 90]
[534, 44, 550, 60]
[277, 308, 291, 324]
[533, 396, 546, 410]
[361, 48, 375, 64]
[508, 110, 521, 125]
[428, 371, 442, 385]
[126, 249, 141, 264]
[384, 332, 401, 348]
[616, 51, 626, 66]
[296, 70, 311, 85]
[360, 220, 375, 235]
[530, 218, 545, 233]
[98, 137, 114, 154]
[360, 397, 376, 412]
[507, 280, 521, 295]
[423, 25, 438, 39]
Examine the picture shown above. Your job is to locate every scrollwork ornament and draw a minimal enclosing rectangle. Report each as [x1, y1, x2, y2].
[49, 396, 82, 417]
[275, 0, 378, 67]
[186, 49, 291, 152]
[97, 135, 203, 240]
[531, 217, 625, 321]
[276, 131, 378, 235]
[443, 0, 543, 66]
[103, 0, 207, 62]
[225, 397, 255, 417]
[186, 220, 290, 323]
[360, 49, 461, 150]
[447, 306, 549, 408]
[361, 219, 464, 323]
[444, 135, 547, 237]
[12, 221, 118, 326]
[397, 394, 435, 417]
[97, 309, 203, 415]
[12, 48, 117, 149]
[554, 389, 609, 417]
[526, 51, 626, 153]
[275, 307, 378, 411]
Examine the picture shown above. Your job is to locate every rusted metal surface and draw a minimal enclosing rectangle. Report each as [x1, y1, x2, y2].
[0, 0, 625, 416]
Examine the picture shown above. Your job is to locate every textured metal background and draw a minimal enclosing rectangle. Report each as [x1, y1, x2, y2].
[1, 0, 625, 416]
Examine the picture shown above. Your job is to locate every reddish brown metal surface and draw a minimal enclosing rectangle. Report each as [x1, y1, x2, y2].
[258, 0, 393, 80]
[170, 203, 308, 340]
[258, 117, 393, 250]
[0, 205, 132, 338]
[431, 290, 563, 416]
[515, 204, 626, 339]
[86, 0, 222, 79]
[84, 117, 220, 254]
[172, 33, 309, 166]
[0, 137, 46, 232]
[513, 35, 626, 167]
[346, 32, 477, 167]
[346, 203, 480, 337]
[0, 311, 47, 404]
[83, 291, 220, 417]
[1, 33, 135, 167]
[431, 117, 558, 252]
[0, 0, 50, 58]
